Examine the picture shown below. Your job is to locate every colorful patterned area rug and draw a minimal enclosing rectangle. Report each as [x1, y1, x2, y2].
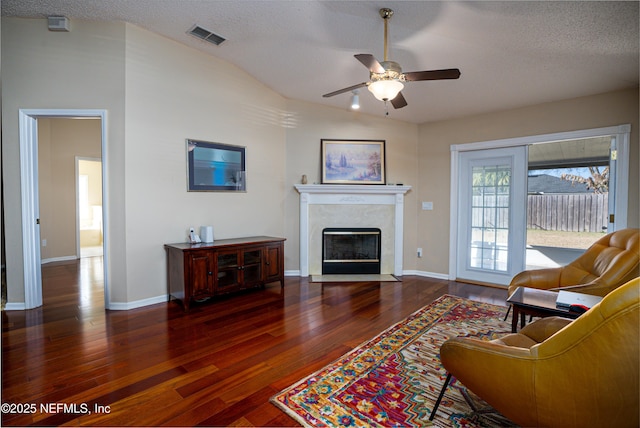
[271, 295, 516, 427]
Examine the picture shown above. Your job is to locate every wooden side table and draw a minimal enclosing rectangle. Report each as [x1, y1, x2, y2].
[506, 287, 599, 332]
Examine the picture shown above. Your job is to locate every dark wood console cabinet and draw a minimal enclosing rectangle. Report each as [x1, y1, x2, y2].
[165, 236, 285, 311]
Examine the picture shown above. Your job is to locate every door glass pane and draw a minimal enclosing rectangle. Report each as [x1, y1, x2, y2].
[243, 250, 261, 265]
[243, 265, 261, 284]
[217, 252, 239, 288]
[217, 269, 238, 288]
[217, 253, 238, 268]
[469, 164, 510, 272]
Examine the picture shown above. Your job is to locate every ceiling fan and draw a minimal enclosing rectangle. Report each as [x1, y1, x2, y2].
[323, 8, 461, 109]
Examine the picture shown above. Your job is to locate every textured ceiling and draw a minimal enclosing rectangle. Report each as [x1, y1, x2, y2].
[3, 0, 639, 124]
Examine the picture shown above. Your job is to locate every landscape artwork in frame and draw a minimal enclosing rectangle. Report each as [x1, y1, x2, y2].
[321, 139, 386, 184]
[187, 139, 246, 191]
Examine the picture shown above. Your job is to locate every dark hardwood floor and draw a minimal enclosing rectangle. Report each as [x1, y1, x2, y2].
[2, 258, 508, 427]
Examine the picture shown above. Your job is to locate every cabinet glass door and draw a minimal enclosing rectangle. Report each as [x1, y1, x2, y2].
[242, 249, 262, 286]
[217, 252, 239, 289]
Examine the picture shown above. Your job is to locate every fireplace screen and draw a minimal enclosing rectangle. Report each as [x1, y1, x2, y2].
[322, 228, 381, 274]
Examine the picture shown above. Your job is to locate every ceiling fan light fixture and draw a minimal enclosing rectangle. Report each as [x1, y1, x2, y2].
[368, 79, 404, 101]
[322, 7, 459, 111]
[350, 90, 360, 110]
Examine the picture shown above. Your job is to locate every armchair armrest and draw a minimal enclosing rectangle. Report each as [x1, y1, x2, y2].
[518, 316, 573, 343]
[509, 268, 562, 295]
[551, 279, 617, 297]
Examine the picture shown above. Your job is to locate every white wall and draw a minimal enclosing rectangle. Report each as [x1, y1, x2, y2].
[2, 18, 127, 304]
[2, 18, 287, 307]
[122, 24, 287, 303]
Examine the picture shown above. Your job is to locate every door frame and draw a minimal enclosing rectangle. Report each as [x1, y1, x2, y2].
[449, 124, 630, 282]
[19, 109, 110, 309]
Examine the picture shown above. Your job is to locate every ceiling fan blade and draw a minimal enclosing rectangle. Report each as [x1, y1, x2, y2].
[390, 92, 407, 109]
[403, 68, 461, 81]
[354, 54, 385, 74]
[322, 82, 368, 98]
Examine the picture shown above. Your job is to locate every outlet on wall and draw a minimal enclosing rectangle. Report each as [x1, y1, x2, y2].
[42, 239, 47, 247]
[417, 247, 423, 257]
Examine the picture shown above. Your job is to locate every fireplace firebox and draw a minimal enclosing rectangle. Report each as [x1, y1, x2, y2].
[322, 228, 381, 274]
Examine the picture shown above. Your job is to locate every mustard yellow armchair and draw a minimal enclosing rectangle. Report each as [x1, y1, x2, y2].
[509, 228, 639, 297]
[432, 278, 639, 427]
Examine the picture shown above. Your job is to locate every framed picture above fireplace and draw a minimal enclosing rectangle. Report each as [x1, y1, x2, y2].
[321, 139, 386, 185]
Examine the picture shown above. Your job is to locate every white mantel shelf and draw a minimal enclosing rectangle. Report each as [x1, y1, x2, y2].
[295, 184, 412, 277]
[294, 184, 412, 196]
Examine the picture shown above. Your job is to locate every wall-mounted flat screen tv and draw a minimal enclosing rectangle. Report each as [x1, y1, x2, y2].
[187, 139, 246, 192]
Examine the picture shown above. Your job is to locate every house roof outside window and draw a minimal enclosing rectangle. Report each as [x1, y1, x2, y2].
[528, 174, 592, 195]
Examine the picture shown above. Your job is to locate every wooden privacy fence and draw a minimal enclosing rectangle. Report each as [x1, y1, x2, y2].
[527, 193, 608, 233]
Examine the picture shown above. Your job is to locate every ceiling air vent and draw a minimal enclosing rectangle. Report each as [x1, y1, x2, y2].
[187, 25, 226, 46]
[48, 16, 70, 32]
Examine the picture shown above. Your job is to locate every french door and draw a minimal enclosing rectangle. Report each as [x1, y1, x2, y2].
[456, 146, 527, 286]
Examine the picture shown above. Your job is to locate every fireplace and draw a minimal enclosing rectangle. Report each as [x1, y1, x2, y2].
[322, 228, 381, 274]
[294, 184, 411, 277]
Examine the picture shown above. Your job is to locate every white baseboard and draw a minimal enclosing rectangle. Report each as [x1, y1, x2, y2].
[4, 302, 27, 311]
[41, 255, 78, 264]
[107, 294, 169, 310]
[285, 269, 449, 280]
[3, 295, 170, 311]
[401, 270, 449, 280]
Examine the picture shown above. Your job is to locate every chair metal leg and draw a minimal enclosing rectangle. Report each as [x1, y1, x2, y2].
[429, 372, 452, 421]
[503, 305, 511, 321]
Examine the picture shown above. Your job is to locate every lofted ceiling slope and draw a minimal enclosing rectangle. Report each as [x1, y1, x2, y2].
[2, 0, 639, 124]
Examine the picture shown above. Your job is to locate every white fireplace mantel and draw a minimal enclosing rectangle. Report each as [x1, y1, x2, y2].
[295, 184, 412, 277]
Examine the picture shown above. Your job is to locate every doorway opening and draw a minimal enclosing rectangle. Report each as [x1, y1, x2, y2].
[450, 124, 630, 286]
[19, 109, 109, 310]
[526, 136, 613, 269]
